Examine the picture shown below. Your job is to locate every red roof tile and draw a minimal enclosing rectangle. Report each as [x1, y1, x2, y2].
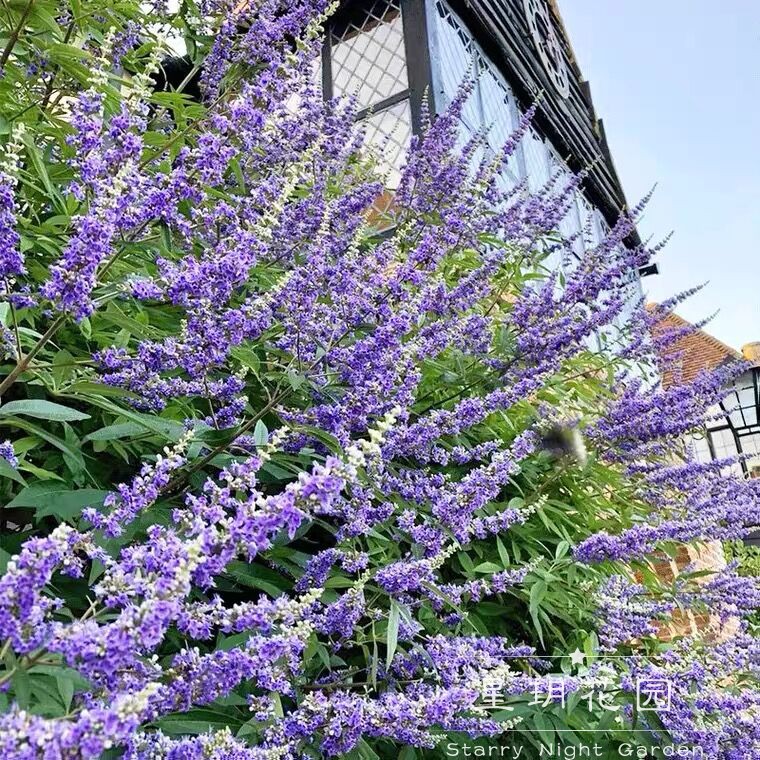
[647, 305, 741, 388]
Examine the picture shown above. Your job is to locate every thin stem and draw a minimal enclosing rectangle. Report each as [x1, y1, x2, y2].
[162, 380, 290, 494]
[0, 0, 34, 69]
[80, 597, 99, 622]
[0, 314, 64, 398]
[26, 359, 95, 370]
[8, 296, 21, 357]
[0, 649, 46, 688]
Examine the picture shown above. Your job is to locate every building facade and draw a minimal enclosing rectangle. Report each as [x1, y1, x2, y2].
[322, 0, 652, 323]
[650, 310, 760, 479]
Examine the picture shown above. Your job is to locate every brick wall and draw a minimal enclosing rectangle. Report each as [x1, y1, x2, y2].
[653, 541, 736, 641]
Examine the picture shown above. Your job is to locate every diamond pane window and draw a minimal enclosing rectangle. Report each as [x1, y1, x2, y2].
[689, 433, 713, 464]
[433, 0, 522, 187]
[547, 148, 584, 262]
[741, 435, 760, 479]
[710, 428, 740, 459]
[361, 99, 413, 188]
[741, 435, 760, 456]
[707, 427, 744, 476]
[724, 380, 759, 429]
[706, 365, 760, 477]
[478, 62, 520, 182]
[523, 128, 550, 193]
[578, 195, 604, 250]
[738, 385, 758, 427]
[433, 0, 481, 133]
[330, 0, 408, 111]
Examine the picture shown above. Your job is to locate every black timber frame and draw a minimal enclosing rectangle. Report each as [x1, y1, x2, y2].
[321, 0, 435, 131]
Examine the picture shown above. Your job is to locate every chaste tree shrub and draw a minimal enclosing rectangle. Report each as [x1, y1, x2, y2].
[0, 1, 759, 757]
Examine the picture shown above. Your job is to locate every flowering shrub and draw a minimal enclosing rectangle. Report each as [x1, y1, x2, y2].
[1, 2, 760, 758]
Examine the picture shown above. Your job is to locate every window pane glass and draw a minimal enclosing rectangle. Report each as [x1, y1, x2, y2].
[523, 128, 550, 192]
[478, 61, 520, 181]
[362, 99, 413, 188]
[689, 433, 712, 464]
[331, 0, 408, 110]
[710, 428, 738, 458]
[737, 385, 758, 426]
[433, 0, 480, 131]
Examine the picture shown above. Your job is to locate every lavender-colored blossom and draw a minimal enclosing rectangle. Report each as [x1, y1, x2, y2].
[0, 439, 17, 468]
[0, 173, 23, 278]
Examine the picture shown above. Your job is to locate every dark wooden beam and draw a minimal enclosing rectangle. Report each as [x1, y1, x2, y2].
[400, 0, 437, 134]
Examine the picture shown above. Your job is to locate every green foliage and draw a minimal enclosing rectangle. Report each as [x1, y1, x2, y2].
[725, 540, 760, 629]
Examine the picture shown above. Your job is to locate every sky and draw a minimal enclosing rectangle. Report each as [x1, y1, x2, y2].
[559, 1, 760, 352]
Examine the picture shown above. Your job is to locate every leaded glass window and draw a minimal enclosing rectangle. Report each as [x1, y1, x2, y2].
[320, 0, 643, 326]
[703, 368, 760, 477]
[328, 0, 412, 187]
[361, 99, 413, 184]
[431, 0, 521, 186]
[522, 128, 550, 193]
[330, 0, 408, 109]
[724, 379, 760, 431]
[547, 147, 584, 263]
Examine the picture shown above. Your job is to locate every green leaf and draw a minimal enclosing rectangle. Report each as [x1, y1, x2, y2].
[56, 675, 75, 712]
[0, 399, 90, 422]
[12, 669, 31, 709]
[157, 708, 246, 735]
[458, 552, 475, 573]
[225, 561, 287, 597]
[496, 537, 510, 566]
[5, 419, 86, 469]
[47, 42, 92, 63]
[386, 601, 400, 669]
[70, 396, 184, 440]
[17, 462, 65, 482]
[79, 317, 92, 340]
[532, 712, 555, 745]
[83, 421, 152, 442]
[344, 739, 382, 760]
[66, 381, 141, 399]
[529, 580, 548, 645]
[253, 419, 268, 446]
[286, 368, 305, 390]
[28, 5, 61, 34]
[8, 483, 108, 521]
[555, 540, 570, 559]
[474, 561, 503, 573]
[0, 457, 25, 485]
[21, 132, 64, 211]
[51, 350, 76, 388]
[62, 422, 85, 479]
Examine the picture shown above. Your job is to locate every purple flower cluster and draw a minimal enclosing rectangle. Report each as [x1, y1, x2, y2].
[0, 173, 23, 279]
[595, 575, 676, 651]
[0, 439, 17, 468]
